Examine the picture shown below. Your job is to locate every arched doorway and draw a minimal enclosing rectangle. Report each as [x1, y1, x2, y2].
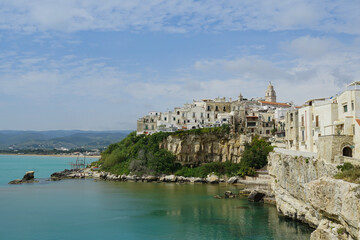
[343, 147, 352, 157]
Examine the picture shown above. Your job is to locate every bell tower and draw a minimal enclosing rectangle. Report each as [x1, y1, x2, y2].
[265, 82, 276, 102]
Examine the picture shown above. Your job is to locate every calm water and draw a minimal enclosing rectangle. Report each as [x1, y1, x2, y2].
[0, 155, 313, 240]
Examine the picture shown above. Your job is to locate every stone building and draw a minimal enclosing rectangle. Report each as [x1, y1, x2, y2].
[136, 83, 291, 138]
[286, 81, 360, 161]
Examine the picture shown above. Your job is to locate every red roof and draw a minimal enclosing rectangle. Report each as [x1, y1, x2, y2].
[258, 101, 291, 107]
[356, 119, 360, 126]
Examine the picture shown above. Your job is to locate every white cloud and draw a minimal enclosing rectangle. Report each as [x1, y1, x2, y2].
[0, 0, 359, 34]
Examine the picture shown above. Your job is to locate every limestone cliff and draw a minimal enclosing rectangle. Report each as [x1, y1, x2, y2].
[160, 133, 250, 166]
[268, 151, 360, 239]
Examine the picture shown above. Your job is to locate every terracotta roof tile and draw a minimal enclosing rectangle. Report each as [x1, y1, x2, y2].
[356, 119, 360, 126]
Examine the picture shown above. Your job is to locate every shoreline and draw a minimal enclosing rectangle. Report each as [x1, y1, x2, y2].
[49, 168, 274, 203]
[0, 153, 100, 158]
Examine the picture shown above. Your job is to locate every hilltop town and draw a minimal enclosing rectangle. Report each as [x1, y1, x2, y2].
[137, 82, 360, 160]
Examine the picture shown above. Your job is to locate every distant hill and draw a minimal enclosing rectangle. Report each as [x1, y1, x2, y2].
[0, 130, 133, 150]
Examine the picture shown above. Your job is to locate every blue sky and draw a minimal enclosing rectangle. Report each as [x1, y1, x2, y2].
[0, 0, 359, 130]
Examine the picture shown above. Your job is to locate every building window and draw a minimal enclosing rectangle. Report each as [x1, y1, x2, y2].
[177, 111, 180, 115]
[268, 117, 271, 121]
[223, 106, 226, 111]
[184, 120, 186, 124]
[315, 116, 319, 127]
[201, 113, 203, 118]
[352, 102, 354, 111]
[302, 131, 305, 141]
[182, 113, 185, 117]
[173, 117, 176, 121]
[151, 125, 154, 130]
[164, 117, 167, 121]
[207, 106, 211, 111]
[343, 105, 348, 113]
[301, 116, 304, 127]
[193, 112, 195, 118]
[266, 130, 270, 134]
[290, 113, 293, 122]
[207, 113, 210, 118]
[178, 120, 180, 124]
[202, 120, 204, 124]
[215, 114, 218, 119]
[187, 120, 190, 123]
[215, 106, 219, 111]
[145, 125, 148, 130]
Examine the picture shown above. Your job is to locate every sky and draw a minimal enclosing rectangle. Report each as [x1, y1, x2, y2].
[0, 0, 360, 130]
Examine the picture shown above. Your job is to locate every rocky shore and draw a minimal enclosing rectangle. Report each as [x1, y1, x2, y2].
[50, 168, 270, 186]
[50, 168, 274, 202]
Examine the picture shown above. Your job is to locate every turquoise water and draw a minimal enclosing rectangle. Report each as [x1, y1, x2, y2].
[0, 155, 313, 240]
[0, 154, 98, 185]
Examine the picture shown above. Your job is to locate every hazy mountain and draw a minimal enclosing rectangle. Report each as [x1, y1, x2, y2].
[0, 130, 133, 150]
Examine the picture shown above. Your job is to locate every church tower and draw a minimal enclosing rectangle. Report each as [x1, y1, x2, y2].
[265, 82, 276, 102]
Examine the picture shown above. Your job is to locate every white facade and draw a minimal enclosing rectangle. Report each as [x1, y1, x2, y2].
[292, 85, 360, 159]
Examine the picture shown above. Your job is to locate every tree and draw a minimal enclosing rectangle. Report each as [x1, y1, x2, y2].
[241, 136, 273, 169]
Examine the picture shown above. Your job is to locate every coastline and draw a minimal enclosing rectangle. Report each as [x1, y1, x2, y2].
[0, 153, 100, 158]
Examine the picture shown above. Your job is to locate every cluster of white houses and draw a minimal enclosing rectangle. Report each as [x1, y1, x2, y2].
[137, 83, 291, 137]
[137, 82, 360, 160]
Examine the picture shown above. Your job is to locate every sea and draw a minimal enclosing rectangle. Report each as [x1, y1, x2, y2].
[0, 155, 313, 240]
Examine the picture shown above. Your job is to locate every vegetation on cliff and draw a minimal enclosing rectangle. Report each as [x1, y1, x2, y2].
[174, 136, 273, 177]
[335, 162, 360, 184]
[98, 128, 273, 177]
[98, 131, 179, 175]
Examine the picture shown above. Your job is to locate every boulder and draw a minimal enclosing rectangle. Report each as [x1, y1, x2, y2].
[224, 191, 236, 199]
[247, 190, 265, 202]
[145, 175, 158, 182]
[206, 174, 219, 184]
[164, 175, 177, 182]
[193, 177, 204, 183]
[227, 176, 238, 184]
[9, 171, 38, 184]
[23, 171, 34, 181]
[8, 179, 22, 184]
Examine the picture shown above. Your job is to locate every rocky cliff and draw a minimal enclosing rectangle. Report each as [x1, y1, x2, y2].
[160, 133, 250, 166]
[268, 151, 360, 239]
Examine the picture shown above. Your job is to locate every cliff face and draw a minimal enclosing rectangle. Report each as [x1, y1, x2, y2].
[268, 152, 360, 239]
[160, 133, 250, 165]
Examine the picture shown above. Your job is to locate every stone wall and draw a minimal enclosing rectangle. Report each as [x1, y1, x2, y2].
[268, 151, 360, 239]
[317, 135, 354, 163]
[160, 133, 250, 166]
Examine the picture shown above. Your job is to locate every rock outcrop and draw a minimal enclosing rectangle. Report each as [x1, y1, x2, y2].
[268, 151, 360, 239]
[160, 133, 250, 165]
[247, 190, 266, 202]
[9, 171, 38, 184]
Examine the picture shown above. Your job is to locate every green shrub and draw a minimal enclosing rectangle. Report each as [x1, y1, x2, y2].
[97, 131, 180, 175]
[337, 228, 345, 235]
[334, 163, 360, 184]
[337, 162, 354, 171]
[241, 136, 274, 169]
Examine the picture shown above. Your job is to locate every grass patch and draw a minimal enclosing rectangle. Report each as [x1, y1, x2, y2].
[334, 163, 360, 184]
